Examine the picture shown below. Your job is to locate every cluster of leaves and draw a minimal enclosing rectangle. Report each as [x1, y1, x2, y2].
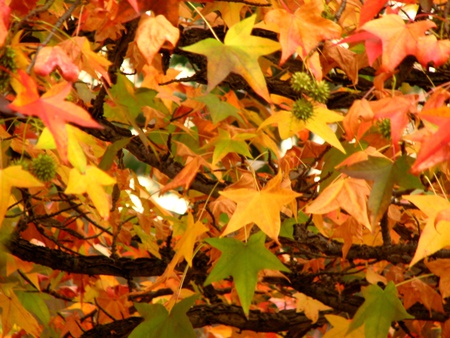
[3, 0, 450, 337]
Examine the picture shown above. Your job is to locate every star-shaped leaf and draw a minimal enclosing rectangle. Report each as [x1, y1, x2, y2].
[204, 232, 290, 315]
[130, 295, 199, 338]
[65, 166, 116, 219]
[181, 15, 280, 102]
[259, 106, 345, 153]
[208, 128, 254, 167]
[264, 0, 341, 65]
[347, 281, 413, 338]
[8, 71, 102, 162]
[402, 195, 450, 267]
[0, 165, 43, 227]
[220, 172, 300, 240]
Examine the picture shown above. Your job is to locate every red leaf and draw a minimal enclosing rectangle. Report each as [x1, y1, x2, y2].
[8, 71, 102, 162]
[34, 46, 80, 82]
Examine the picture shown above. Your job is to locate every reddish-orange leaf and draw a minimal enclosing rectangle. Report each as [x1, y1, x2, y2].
[305, 176, 372, 230]
[34, 46, 79, 82]
[416, 35, 450, 69]
[358, 0, 387, 27]
[8, 71, 102, 162]
[0, 0, 10, 48]
[343, 99, 374, 142]
[265, 0, 341, 66]
[341, 14, 435, 73]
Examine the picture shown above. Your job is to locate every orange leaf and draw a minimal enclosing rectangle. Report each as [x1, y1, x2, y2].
[8, 71, 102, 162]
[33, 46, 79, 82]
[135, 14, 179, 66]
[398, 279, 444, 315]
[264, 0, 341, 66]
[220, 172, 300, 241]
[0, 166, 43, 227]
[305, 176, 372, 230]
[425, 259, 450, 299]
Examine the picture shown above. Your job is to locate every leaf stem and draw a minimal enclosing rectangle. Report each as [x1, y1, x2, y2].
[187, 2, 221, 42]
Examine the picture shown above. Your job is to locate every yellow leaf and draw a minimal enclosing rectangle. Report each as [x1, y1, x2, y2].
[220, 172, 300, 241]
[181, 15, 280, 102]
[65, 166, 116, 219]
[0, 286, 41, 337]
[403, 195, 450, 267]
[323, 314, 365, 338]
[0, 166, 44, 227]
[294, 292, 331, 323]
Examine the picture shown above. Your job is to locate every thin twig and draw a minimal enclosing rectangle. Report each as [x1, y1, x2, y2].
[27, 0, 81, 73]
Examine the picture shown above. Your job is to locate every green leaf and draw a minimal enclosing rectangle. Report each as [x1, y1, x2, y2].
[208, 128, 254, 167]
[130, 295, 199, 338]
[347, 281, 414, 338]
[15, 291, 51, 327]
[195, 94, 242, 125]
[204, 232, 290, 315]
[99, 138, 131, 171]
[181, 15, 280, 102]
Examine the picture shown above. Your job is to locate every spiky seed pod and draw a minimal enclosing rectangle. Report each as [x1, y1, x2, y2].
[0, 47, 17, 92]
[30, 154, 57, 182]
[290, 72, 313, 93]
[377, 119, 391, 140]
[309, 80, 330, 104]
[292, 98, 314, 121]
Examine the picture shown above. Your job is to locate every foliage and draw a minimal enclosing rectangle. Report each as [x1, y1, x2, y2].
[3, 0, 450, 337]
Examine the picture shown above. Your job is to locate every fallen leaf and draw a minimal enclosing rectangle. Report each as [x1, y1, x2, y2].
[8, 71, 102, 162]
[181, 15, 280, 102]
[220, 172, 300, 241]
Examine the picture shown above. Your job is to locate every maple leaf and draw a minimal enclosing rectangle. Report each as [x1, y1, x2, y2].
[259, 106, 345, 153]
[130, 295, 199, 338]
[341, 14, 435, 73]
[0, 285, 41, 337]
[347, 281, 413, 338]
[305, 176, 372, 230]
[425, 259, 450, 299]
[264, 0, 341, 66]
[220, 172, 300, 241]
[65, 166, 116, 219]
[0, 0, 10, 48]
[166, 213, 208, 273]
[135, 14, 179, 67]
[195, 94, 243, 125]
[294, 293, 331, 323]
[33, 46, 79, 82]
[337, 147, 422, 226]
[8, 71, 102, 162]
[181, 15, 280, 102]
[409, 107, 450, 174]
[0, 165, 43, 227]
[59, 37, 112, 85]
[200, 2, 245, 28]
[402, 195, 450, 267]
[323, 314, 365, 338]
[204, 232, 291, 315]
[398, 279, 444, 315]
